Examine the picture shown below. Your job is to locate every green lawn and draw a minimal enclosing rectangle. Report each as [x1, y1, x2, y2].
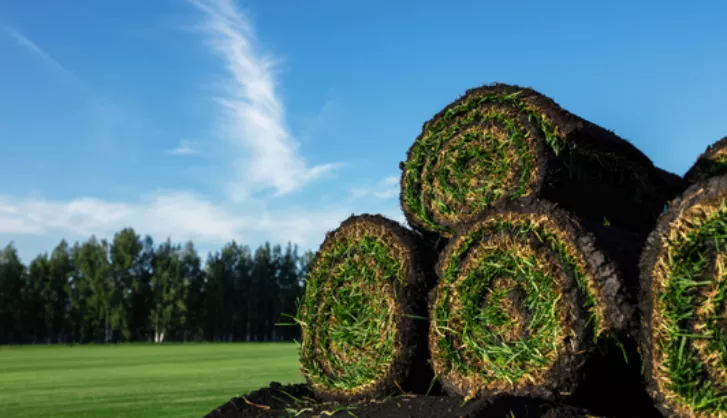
[0, 342, 304, 418]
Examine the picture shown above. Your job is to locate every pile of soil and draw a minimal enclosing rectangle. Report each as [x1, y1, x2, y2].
[203, 381, 637, 418]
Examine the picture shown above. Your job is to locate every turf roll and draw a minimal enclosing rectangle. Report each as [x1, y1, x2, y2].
[297, 214, 436, 402]
[640, 174, 727, 418]
[399, 82, 685, 240]
[684, 136, 727, 184]
[428, 199, 641, 404]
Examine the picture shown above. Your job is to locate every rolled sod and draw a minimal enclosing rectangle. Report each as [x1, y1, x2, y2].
[428, 199, 641, 403]
[684, 136, 727, 184]
[640, 174, 727, 418]
[296, 214, 436, 402]
[399, 82, 686, 239]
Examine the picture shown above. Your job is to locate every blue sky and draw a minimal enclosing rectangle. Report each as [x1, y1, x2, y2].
[1, 0, 726, 263]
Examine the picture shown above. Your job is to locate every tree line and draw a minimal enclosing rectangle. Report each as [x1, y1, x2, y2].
[0, 227, 315, 345]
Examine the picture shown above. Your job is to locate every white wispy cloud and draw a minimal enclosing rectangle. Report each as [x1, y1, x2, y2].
[168, 139, 200, 155]
[349, 176, 400, 200]
[189, 0, 342, 199]
[3, 25, 87, 91]
[0, 192, 352, 251]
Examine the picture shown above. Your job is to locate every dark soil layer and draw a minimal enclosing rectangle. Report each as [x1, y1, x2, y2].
[399, 82, 687, 241]
[683, 136, 727, 183]
[297, 214, 438, 402]
[639, 174, 727, 417]
[202, 381, 638, 418]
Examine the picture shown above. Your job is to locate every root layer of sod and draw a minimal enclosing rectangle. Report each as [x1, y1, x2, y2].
[684, 136, 727, 183]
[640, 174, 727, 418]
[296, 214, 436, 402]
[202, 381, 618, 418]
[428, 199, 654, 415]
[400, 82, 686, 239]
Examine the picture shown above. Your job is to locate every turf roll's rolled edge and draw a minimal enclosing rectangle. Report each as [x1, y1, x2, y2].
[684, 136, 727, 184]
[640, 174, 727, 418]
[297, 214, 436, 402]
[428, 199, 640, 404]
[399, 82, 687, 239]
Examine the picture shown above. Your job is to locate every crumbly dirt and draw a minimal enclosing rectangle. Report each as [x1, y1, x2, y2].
[202, 381, 660, 418]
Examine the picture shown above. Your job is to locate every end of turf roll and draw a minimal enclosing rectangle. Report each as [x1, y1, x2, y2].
[428, 199, 642, 406]
[296, 214, 436, 402]
[640, 174, 727, 418]
[399, 82, 685, 239]
[684, 136, 727, 184]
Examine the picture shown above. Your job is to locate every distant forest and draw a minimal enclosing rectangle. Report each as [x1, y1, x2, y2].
[0, 227, 315, 345]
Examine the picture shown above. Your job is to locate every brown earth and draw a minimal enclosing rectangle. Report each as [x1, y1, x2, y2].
[203, 381, 661, 418]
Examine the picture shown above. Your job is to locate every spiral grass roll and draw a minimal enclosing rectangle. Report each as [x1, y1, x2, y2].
[640, 175, 727, 418]
[429, 200, 637, 402]
[400, 83, 685, 239]
[684, 136, 727, 184]
[297, 214, 435, 402]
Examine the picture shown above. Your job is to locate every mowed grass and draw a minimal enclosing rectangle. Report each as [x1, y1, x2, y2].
[0, 342, 304, 418]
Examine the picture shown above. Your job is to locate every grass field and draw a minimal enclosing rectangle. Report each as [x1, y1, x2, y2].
[0, 342, 303, 418]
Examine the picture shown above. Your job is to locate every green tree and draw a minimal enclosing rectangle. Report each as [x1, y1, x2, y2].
[67, 242, 89, 343]
[0, 243, 27, 344]
[47, 240, 73, 343]
[127, 235, 154, 341]
[299, 250, 316, 282]
[204, 247, 230, 341]
[202, 251, 221, 341]
[75, 237, 113, 343]
[109, 228, 144, 341]
[276, 242, 301, 341]
[180, 241, 204, 342]
[268, 244, 283, 340]
[150, 239, 184, 343]
[26, 253, 50, 343]
[233, 244, 253, 341]
[250, 243, 277, 341]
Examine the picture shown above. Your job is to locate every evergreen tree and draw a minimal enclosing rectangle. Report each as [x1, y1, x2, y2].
[277, 242, 301, 341]
[47, 240, 73, 343]
[233, 244, 253, 341]
[0, 243, 27, 344]
[180, 241, 204, 342]
[26, 253, 50, 343]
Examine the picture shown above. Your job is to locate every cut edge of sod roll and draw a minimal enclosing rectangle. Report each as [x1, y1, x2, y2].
[684, 136, 727, 184]
[399, 82, 686, 239]
[428, 199, 637, 402]
[640, 174, 727, 418]
[297, 214, 436, 402]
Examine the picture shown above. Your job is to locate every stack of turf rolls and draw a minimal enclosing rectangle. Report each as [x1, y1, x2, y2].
[295, 82, 697, 417]
[640, 136, 727, 418]
[402, 84, 685, 412]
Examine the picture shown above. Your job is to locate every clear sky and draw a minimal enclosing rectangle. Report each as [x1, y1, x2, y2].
[1, 0, 726, 263]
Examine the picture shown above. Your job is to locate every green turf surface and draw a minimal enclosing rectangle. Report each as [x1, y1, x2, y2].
[0, 342, 303, 418]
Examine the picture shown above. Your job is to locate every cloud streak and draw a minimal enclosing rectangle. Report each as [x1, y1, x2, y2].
[168, 139, 200, 155]
[3, 26, 87, 91]
[189, 0, 342, 200]
[349, 175, 400, 200]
